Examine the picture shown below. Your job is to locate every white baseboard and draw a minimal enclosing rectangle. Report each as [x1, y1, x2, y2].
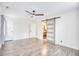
[55, 43, 79, 51]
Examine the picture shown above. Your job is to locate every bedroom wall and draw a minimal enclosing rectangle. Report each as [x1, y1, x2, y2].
[5, 14, 31, 40]
[55, 8, 79, 50]
[4, 12, 42, 41]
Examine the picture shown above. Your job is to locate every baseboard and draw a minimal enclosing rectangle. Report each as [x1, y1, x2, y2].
[10, 37, 40, 41]
[55, 43, 79, 51]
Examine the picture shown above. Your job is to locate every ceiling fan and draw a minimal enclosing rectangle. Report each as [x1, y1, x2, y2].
[25, 10, 44, 16]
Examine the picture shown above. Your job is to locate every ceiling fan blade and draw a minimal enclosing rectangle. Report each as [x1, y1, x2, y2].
[35, 14, 44, 16]
[25, 10, 33, 15]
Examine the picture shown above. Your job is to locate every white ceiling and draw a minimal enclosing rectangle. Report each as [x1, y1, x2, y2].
[0, 2, 79, 17]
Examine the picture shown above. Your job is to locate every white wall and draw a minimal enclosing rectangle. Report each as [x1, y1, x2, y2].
[13, 17, 29, 40]
[5, 15, 31, 40]
[28, 17, 42, 40]
[4, 12, 42, 41]
[55, 8, 79, 50]
[37, 17, 42, 40]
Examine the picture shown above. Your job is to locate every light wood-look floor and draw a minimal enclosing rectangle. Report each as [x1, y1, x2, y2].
[0, 39, 79, 56]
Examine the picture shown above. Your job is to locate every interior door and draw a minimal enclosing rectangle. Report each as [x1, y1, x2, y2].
[5, 18, 14, 41]
[30, 22, 36, 38]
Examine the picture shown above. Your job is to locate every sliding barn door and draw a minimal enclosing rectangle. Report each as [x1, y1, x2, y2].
[47, 19, 55, 44]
